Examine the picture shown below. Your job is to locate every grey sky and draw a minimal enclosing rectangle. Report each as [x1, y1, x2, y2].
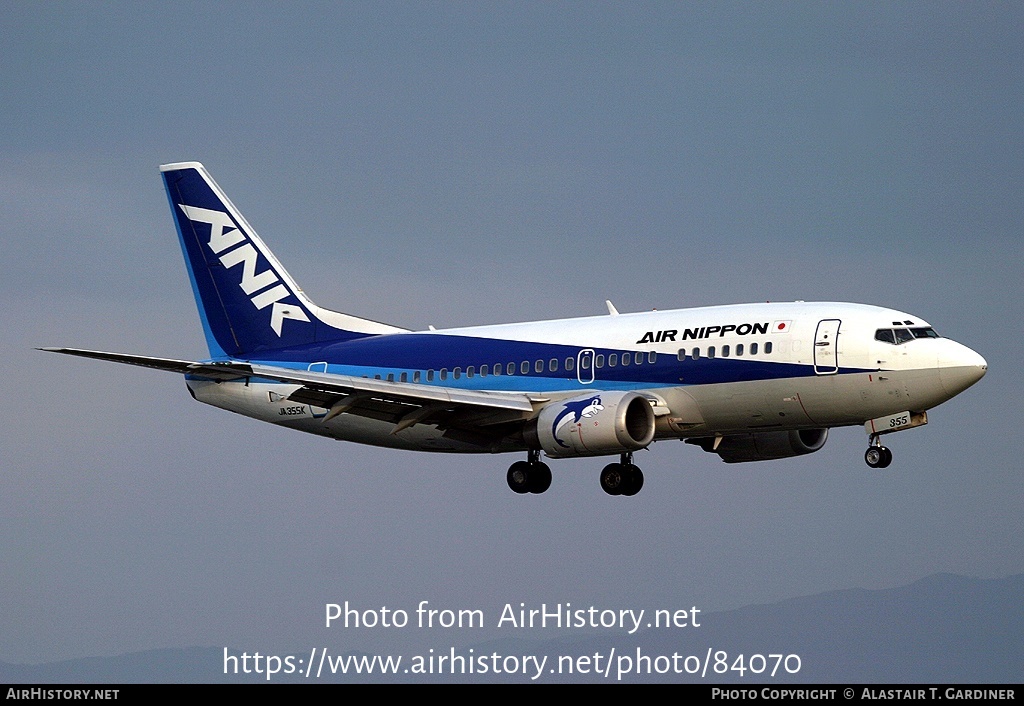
[2, 3, 1021, 671]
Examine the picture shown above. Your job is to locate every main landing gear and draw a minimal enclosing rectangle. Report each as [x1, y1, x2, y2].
[506, 450, 647, 496]
[506, 449, 552, 494]
[864, 435, 893, 469]
[599, 452, 644, 497]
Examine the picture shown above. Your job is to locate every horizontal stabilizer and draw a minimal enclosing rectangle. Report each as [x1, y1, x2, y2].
[40, 347, 536, 412]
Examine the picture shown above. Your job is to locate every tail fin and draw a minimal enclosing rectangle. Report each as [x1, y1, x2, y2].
[160, 162, 407, 359]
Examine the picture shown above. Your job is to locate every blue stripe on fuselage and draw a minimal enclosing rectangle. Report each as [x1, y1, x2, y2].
[215, 332, 869, 392]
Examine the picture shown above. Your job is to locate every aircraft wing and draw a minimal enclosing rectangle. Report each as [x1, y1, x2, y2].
[40, 348, 540, 439]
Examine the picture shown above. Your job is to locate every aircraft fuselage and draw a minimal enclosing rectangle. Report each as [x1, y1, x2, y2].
[186, 300, 986, 454]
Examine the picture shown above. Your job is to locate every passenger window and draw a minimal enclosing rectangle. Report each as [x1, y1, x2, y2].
[413, 371, 421, 383]
[400, 372, 407, 382]
[467, 366, 475, 378]
[387, 373, 395, 382]
[535, 360, 544, 373]
[581, 357, 591, 370]
[453, 367, 461, 379]
[750, 342, 758, 355]
[374, 374, 381, 380]
[480, 365, 488, 377]
[565, 357, 575, 371]
[440, 369, 448, 381]
[736, 343, 744, 356]
[609, 353, 618, 367]
[595, 354, 605, 368]
[708, 346, 716, 359]
[677, 349, 687, 362]
[691, 348, 700, 360]
[549, 358, 558, 372]
[521, 361, 530, 374]
[648, 351, 657, 364]
[722, 345, 730, 357]
[635, 352, 643, 365]
[427, 370, 434, 382]
[765, 342, 773, 354]
[621, 353, 630, 367]
[507, 362, 515, 375]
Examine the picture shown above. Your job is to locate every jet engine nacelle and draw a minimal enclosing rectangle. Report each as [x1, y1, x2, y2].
[526, 391, 656, 458]
[689, 428, 829, 463]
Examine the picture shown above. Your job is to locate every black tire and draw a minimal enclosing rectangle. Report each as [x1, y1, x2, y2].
[621, 464, 644, 496]
[530, 462, 552, 494]
[507, 461, 532, 494]
[865, 446, 893, 468]
[600, 463, 625, 496]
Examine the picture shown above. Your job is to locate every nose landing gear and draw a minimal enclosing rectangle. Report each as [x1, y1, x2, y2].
[865, 435, 893, 468]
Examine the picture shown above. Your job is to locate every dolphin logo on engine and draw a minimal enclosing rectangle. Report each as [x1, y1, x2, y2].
[551, 396, 604, 448]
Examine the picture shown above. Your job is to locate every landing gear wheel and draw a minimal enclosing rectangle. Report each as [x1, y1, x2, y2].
[507, 461, 532, 494]
[600, 463, 626, 496]
[621, 465, 644, 496]
[865, 446, 893, 469]
[600, 463, 644, 496]
[507, 460, 552, 494]
[530, 463, 552, 494]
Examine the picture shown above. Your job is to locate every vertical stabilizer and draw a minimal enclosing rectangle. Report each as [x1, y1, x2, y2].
[160, 162, 406, 359]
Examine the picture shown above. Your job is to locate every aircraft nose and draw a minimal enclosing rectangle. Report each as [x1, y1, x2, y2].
[937, 341, 987, 397]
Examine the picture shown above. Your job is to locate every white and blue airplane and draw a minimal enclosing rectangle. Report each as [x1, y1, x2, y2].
[44, 162, 988, 496]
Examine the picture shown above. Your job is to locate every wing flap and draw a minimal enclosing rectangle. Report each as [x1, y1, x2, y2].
[244, 363, 535, 412]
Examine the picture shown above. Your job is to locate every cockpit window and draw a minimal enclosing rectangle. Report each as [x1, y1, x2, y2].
[893, 328, 914, 344]
[875, 327, 940, 345]
[874, 329, 896, 344]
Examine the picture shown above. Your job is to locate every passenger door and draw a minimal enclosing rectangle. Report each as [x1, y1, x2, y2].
[813, 319, 841, 375]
